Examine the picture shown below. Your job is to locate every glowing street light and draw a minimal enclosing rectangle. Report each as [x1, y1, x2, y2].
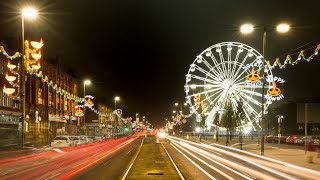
[83, 79, 91, 124]
[83, 80, 91, 96]
[240, 23, 254, 34]
[114, 96, 120, 109]
[240, 22, 290, 155]
[22, 7, 38, 19]
[276, 23, 290, 33]
[20, 6, 40, 148]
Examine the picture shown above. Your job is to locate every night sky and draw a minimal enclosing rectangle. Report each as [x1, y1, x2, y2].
[0, 0, 320, 127]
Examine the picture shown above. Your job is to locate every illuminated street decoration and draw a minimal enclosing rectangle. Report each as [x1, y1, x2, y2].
[182, 119, 187, 124]
[75, 105, 84, 117]
[24, 39, 44, 74]
[185, 42, 280, 130]
[84, 95, 94, 107]
[2, 39, 44, 99]
[245, 67, 260, 83]
[0, 46, 21, 60]
[266, 44, 320, 69]
[35, 71, 85, 103]
[267, 82, 281, 97]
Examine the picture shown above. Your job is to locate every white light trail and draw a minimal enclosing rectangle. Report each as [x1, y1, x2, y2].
[170, 143, 216, 180]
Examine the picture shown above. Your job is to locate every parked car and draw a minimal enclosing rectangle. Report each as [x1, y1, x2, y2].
[69, 136, 83, 146]
[51, 136, 72, 148]
[286, 135, 299, 144]
[94, 136, 105, 142]
[296, 136, 320, 146]
[80, 135, 93, 144]
[265, 135, 287, 143]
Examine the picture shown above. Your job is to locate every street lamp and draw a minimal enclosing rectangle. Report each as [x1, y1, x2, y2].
[276, 115, 284, 145]
[83, 80, 91, 124]
[21, 7, 39, 148]
[114, 96, 120, 109]
[83, 80, 91, 97]
[240, 22, 290, 155]
[3, 7, 43, 148]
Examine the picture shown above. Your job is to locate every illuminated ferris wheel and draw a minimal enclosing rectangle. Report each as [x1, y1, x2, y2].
[184, 42, 283, 131]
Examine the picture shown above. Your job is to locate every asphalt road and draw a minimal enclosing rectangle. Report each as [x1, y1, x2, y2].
[1, 135, 320, 180]
[75, 136, 143, 180]
[164, 136, 320, 180]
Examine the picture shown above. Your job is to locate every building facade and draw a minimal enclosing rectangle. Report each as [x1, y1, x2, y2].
[24, 56, 79, 146]
[0, 43, 21, 148]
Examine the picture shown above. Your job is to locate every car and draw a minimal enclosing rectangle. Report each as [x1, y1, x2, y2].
[69, 136, 83, 146]
[265, 135, 287, 143]
[94, 136, 105, 141]
[286, 135, 299, 144]
[80, 135, 93, 144]
[51, 136, 72, 148]
[296, 136, 320, 146]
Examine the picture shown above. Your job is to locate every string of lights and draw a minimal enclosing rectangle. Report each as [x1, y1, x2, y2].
[266, 44, 320, 69]
[0, 46, 21, 60]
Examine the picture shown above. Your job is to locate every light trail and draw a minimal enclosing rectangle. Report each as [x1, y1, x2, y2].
[166, 136, 318, 179]
[171, 141, 236, 180]
[0, 135, 141, 179]
[170, 142, 216, 180]
[177, 141, 253, 180]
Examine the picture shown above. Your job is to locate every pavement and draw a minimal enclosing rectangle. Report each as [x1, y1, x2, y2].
[185, 134, 320, 172]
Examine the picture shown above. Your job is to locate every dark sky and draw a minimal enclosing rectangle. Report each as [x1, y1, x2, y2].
[1, 0, 320, 127]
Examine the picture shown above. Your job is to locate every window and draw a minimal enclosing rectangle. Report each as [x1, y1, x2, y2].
[64, 98, 68, 111]
[38, 88, 43, 104]
[49, 91, 53, 107]
[56, 95, 60, 109]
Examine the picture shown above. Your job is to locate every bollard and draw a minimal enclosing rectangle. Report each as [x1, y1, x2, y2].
[186, 134, 189, 139]
[156, 138, 160, 143]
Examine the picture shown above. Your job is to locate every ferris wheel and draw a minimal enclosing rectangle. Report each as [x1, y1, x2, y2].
[184, 42, 280, 131]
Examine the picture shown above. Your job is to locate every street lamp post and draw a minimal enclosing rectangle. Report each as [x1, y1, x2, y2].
[83, 80, 91, 125]
[21, 7, 38, 148]
[136, 113, 139, 122]
[276, 115, 284, 145]
[240, 22, 290, 155]
[114, 96, 120, 110]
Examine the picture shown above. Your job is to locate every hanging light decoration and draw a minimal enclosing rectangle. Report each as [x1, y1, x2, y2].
[3, 85, 16, 95]
[24, 39, 44, 74]
[75, 105, 84, 117]
[5, 73, 17, 82]
[84, 95, 94, 107]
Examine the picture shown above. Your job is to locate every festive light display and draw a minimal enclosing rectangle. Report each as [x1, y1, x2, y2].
[35, 71, 85, 103]
[266, 44, 320, 69]
[84, 95, 94, 107]
[0, 46, 21, 60]
[267, 82, 281, 97]
[185, 42, 277, 130]
[245, 67, 260, 83]
[2, 39, 44, 99]
[75, 105, 84, 117]
[1, 41, 129, 124]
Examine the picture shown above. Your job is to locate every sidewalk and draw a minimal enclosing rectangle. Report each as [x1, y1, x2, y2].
[185, 135, 320, 171]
